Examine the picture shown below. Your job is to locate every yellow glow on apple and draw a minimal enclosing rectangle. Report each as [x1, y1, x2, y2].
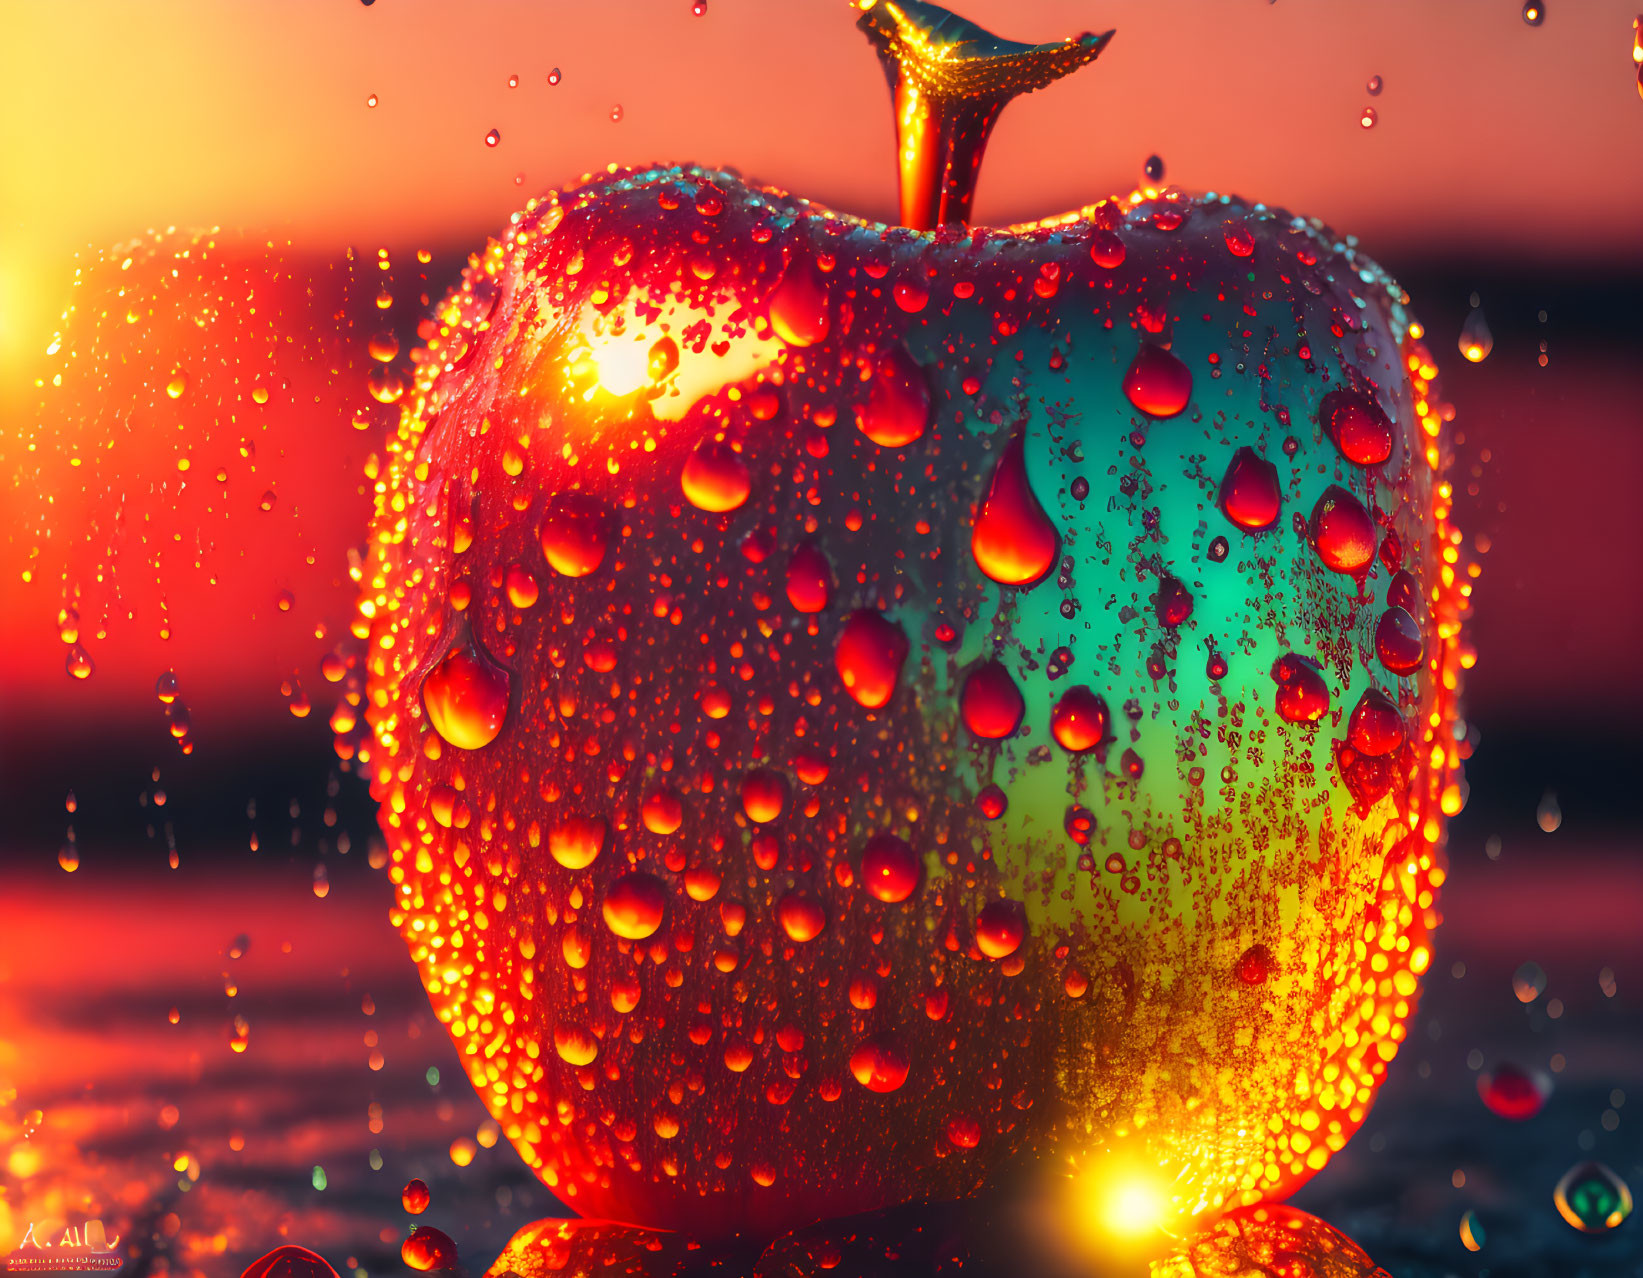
[1103, 1173, 1167, 1238]
[584, 331, 651, 399]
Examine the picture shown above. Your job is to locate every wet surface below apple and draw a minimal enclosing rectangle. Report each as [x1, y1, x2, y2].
[1, 841, 1637, 1278]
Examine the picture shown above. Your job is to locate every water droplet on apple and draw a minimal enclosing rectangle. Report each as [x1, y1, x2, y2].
[1271, 653, 1329, 723]
[741, 769, 788, 823]
[1089, 229, 1126, 269]
[834, 610, 908, 709]
[1310, 485, 1376, 573]
[1154, 574, 1193, 626]
[776, 893, 826, 942]
[971, 433, 1058, 586]
[960, 661, 1025, 740]
[1348, 688, 1405, 756]
[1121, 343, 1193, 418]
[1318, 388, 1393, 465]
[1375, 606, 1425, 676]
[785, 542, 833, 612]
[422, 629, 509, 750]
[975, 899, 1026, 959]
[849, 1035, 909, 1092]
[603, 872, 666, 940]
[1218, 447, 1282, 531]
[539, 492, 610, 577]
[1050, 685, 1108, 753]
[682, 440, 751, 512]
[854, 347, 928, 448]
[1235, 944, 1275, 985]
[549, 814, 607, 869]
[861, 832, 919, 902]
[640, 787, 684, 835]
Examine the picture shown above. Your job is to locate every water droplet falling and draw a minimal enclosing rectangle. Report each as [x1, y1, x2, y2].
[1460, 306, 1494, 362]
[1536, 790, 1562, 832]
[1359, 106, 1378, 129]
[401, 1179, 431, 1214]
[1367, 74, 1383, 95]
[484, 128, 501, 148]
[1142, 154, 1165, 182]
[1477, 1063, 1550, 1119]
[1522, 2, 1545, 26]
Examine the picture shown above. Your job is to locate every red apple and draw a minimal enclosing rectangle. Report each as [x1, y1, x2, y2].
[356, 0, 1468, 1245]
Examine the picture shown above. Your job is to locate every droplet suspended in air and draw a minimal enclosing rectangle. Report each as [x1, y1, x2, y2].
[65, 643, 95, 680]
[484, 128, 501, 148]
[1367, 74, 1383, 95]
[861, 832, 919, 902]
[681, 439, 751, 512]
[960, 661, 1025, 740]
[1270, 653, 1329, 723]
[834, 610, 909, 710]
[1318, 388, 1394, 465]
[854, 346, 929, 448]
[971, 433, 1059, 586]
[1477, 1062, 1550, 1120]
[1522, 2, 1545, 26]
[1554, 1162, 1632, 1233]
[849, 1034, 909, 1093]
[1459, 307, 1494, 362]
[1512, 960, 1547, 1003]
[401, 1226, 460, 1272]
[1121, 343, 1193, 418]
[603, 872, 666, 940]
[1050, 686, 1109, 753]
[422, 629, 510, 750]
[401, 1179, 431, 1215]
[539, 492, 610, 577]
[1310, 485, 1377, 573]
[548, 67, 562, 86]
[1359, 106, 1378, 129]
[975, 899, 1026, 959]
[610, 104, 624, 123]
[1219, 447, 1282, 531]
[1142, 154, 1165, 183]
[1536, 789, 1562, 833]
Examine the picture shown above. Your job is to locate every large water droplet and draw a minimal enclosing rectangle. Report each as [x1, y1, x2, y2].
[1309, 485, 1377, 573]
[539, 492, 610, 577]
[971, 433, 1059, 587]
[1121, 343, 1193, 418]
[854, 347, 928, 448]
[640, 787, 684, 835]
[603, 872, 666, 940]
[768, 265, 830, 347]
[553, 1021, 599, 1067]
[960, 661, 1025, 740]
[1347, 688, 1405, 756]
[1318, 388, 1393, 465]
[422, 630, 509, 750]
[1050, 686, 1109, 753]
[1218, 447, 1282, 531]
[835, 610, 909, 709]
[682, 440, 751, 512]
[401, 1179, 431, 1214]
[861, 832, 919, 902]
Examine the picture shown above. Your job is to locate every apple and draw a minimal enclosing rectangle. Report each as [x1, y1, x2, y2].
[354, 0, 1469, 1246]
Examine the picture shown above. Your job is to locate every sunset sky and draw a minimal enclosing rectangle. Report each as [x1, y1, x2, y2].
[4, 0, 1643, 374]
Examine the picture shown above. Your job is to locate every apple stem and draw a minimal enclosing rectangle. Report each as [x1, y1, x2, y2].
[856, 1, 1114, 232]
